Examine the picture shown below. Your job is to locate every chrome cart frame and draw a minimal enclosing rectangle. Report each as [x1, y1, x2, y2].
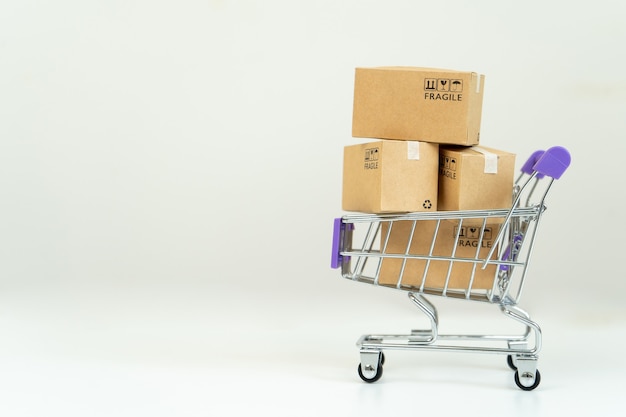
[331, 146, 571, 390]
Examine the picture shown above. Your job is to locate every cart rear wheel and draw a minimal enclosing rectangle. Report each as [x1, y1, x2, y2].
[358, 362, 383, 383]
[507, 355, 517, 370]
[514, 369, 541, 391]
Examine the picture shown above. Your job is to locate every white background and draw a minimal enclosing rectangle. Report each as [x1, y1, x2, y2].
[1, 1, 625, 415]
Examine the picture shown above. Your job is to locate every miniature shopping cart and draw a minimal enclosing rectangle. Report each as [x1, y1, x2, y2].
[330, 146, 571, 390]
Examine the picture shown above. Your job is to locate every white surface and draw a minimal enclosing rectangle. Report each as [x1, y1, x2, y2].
[1, 1, 625, 415]
[0, 283, 624, 416]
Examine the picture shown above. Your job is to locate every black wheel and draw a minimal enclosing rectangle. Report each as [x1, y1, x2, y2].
[380, 352, 386, 365]
[514, 369, 541, 391]
[358, 362, 383, 383]
[507, 355, 517, 370]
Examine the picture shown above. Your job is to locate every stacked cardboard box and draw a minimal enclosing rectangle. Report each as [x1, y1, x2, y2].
[341, 66, 517, 289]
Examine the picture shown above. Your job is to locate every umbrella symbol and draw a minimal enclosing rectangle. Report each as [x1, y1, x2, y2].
[451, 80, 462, 91]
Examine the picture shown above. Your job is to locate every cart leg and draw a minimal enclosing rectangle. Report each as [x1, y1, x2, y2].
[500, 305, 542, 390]
[358, 350, 384, 383]
[500, 305, 541, 354]
[408, 292, 438, 343]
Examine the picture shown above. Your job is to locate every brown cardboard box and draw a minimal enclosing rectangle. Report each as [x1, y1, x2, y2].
[352, 67, 485, 145]
[438, 146, 516, 211]
[378, 219, 499, 290]
[342, 140, 439, 213]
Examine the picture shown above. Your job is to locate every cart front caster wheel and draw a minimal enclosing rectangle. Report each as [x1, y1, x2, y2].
[514, 369, 541, 391]
[358, 350, 384, 383]
[358, 362, 383, 383]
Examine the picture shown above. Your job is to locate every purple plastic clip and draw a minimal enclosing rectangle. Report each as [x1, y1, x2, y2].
[500, 234, 523, 272]
[331, 218, 346, 269]
[532, 146, 571, 179]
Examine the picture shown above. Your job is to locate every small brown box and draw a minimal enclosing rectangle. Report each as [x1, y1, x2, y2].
[342, 140, 439, 214]
[438, 146, 516, 211]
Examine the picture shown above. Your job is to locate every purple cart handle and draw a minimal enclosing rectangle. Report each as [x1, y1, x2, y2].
[532, 146, 571, 179]
[521, 150, 545, 179]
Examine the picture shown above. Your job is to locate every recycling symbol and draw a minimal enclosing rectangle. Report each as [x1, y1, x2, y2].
[423, 200, 432, 209]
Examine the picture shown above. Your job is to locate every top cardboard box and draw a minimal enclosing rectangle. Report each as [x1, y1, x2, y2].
[352, 67, 485, 145]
